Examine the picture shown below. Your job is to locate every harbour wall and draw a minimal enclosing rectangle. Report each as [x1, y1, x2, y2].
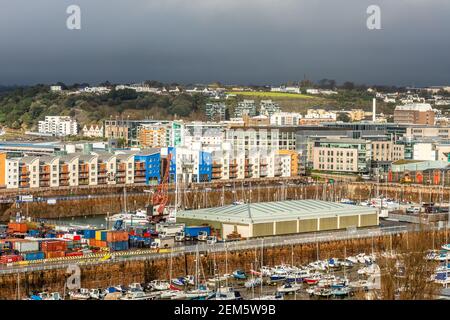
[0, 229, 446, 300]
[1, 181, 449, 221]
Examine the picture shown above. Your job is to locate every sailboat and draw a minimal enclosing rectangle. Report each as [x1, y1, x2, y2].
[106, 188, 150, 225]
[184, 246, 211, 300]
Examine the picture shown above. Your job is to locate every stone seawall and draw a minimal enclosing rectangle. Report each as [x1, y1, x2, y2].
[1, 230, 447, 300]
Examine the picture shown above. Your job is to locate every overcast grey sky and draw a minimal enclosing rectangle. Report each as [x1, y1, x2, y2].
[0, 0, 449, 86]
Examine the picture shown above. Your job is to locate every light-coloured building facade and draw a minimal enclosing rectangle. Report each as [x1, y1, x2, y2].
[38, 116, 78, 136]
[313, 138, 371, 173]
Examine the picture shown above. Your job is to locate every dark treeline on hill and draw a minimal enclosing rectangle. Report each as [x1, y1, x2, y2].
[0, 85, 208, 130]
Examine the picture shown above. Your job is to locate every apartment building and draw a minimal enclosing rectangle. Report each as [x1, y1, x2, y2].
[405, 127, 450, 140]
[225, 126, 297, 154]
[394, 103, 435, 125]
[138, 123, 169, 148]
[371, 140, 404, 162]
[166, 147, 212, 183]
[104, 120, 182, 147]
[211, 150, 290, 180]
[38, 116, 78, 136]
[259, 100, 281, 117]
[270, 112, 302, 126]
[234, 100, 257, 118]
[184, 123, 225, 153]
[313, 138, 371, 173]
[205, 102, 227, 121]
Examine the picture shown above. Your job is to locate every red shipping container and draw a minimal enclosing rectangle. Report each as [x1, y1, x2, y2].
[66, 252, 83, 257]
[41, 240, 68, 252]
[143, 232, 151, 238]
[45, 251, 65, 259]
[0, 255, 23, 264]
[73, 235, 81, 241]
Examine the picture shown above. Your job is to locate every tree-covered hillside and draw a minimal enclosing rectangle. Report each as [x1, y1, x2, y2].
[0, 85, 208, 130]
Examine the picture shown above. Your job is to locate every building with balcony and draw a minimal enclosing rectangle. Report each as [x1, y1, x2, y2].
[38, 116, 78, 137]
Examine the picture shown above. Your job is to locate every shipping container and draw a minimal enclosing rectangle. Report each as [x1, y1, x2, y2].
[45, 251, 65, 259]
[45, 233, 56, 238]
[95, 230, 107, 241]
[8, 222, 28, 233]
[27, 230, 40, 237]
[83, 229, 96, 239]
[66, 251, 83, 257]
[14, 241, 40, 253]
[0, 255, 23, 264]
[41, 240, 68, 252]
[89, 239, 107, 248]
[106, 231, 129, 242]
[108, 241, 129, 251]
[23, 252, 45, 261]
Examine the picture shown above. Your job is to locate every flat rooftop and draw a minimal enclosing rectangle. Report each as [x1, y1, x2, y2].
[177, 200, 377, 225]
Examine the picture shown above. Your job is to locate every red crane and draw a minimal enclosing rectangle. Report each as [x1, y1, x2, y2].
[152, 153, 172, 216]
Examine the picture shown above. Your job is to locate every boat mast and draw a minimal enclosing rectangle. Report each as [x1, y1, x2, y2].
[225, 243, 228, 288]
[123, 187, 127, 213]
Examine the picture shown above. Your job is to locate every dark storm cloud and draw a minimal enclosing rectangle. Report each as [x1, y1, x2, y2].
[0, 0, 449, 86]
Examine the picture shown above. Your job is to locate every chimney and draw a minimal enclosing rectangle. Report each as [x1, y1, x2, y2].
[372, 98, 376, 122]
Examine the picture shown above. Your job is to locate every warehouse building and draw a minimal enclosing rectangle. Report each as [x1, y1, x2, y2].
[176, 200, 379, 239]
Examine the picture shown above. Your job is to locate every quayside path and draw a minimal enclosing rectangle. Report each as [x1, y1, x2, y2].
[0, 224, 434, 275]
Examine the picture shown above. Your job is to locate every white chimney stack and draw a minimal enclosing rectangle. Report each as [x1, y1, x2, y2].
[372, 98, 376, 122]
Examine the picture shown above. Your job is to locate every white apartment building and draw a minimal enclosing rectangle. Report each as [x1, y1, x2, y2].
[260, 100, 281, 117]
[184, 123, 225, 153]
[305, 109, 337, 120]
[50, 86, 62, 92]
[270, 112, 302, 126]
[38, 116, 78, 137]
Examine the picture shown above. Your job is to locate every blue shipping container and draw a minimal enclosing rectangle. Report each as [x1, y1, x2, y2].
[23, 252, 45, 261]
[83, 230, 96, 239]
[108, 241, 129, 251]
[45, 233, 56, 238]
[28, 230, 40, 237]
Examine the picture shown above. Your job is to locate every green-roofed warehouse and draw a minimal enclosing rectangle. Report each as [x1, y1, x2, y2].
[176, 200, 379, 239]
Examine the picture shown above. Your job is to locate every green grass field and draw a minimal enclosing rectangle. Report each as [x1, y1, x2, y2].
[226, 91, 316, 99]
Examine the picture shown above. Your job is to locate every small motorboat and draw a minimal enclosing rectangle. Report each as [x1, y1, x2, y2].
[149, 280, 170, 291]
[160, 290, 183, 299]
[68, 288, 90, 300]
[245, 277, 262, 288]
[260, 266, 272, 277]
[313, 287, 332, 298]
[305, 273, 322, 285]
[184, 287, 211, 300]
[208, 287, 242, 300]
[331, 286, 351, 297]
[120, 291, 156, 300]
[276, 282, 302, 294]
[34, 292, 62, 300]
[232, 270, 247, 280]
[251, 293, 284, 300]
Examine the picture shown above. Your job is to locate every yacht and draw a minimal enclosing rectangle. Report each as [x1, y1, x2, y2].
[106, 209, 149, 225]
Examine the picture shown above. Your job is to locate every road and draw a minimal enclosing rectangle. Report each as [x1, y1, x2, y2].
[0, 224, 432, 275]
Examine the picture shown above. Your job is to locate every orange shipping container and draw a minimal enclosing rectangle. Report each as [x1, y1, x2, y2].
[89, 239, 107, 248]
[41, 240, 67, 252]
[45, 251, 65, 259]
[106, 231, 129, 242]
[7, 222, 28, 233]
